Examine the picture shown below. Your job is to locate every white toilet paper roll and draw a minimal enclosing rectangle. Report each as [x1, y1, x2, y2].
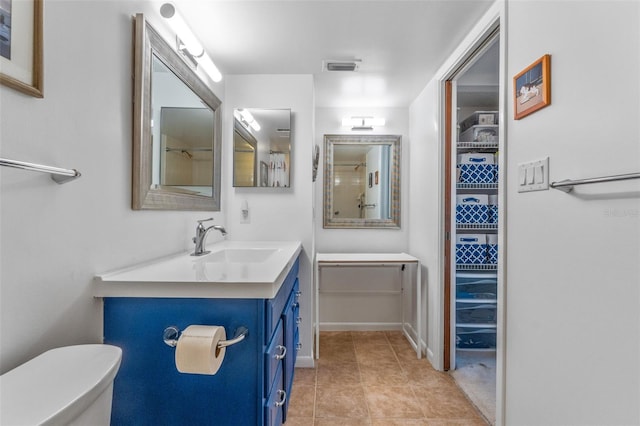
[175, 325, 226, 375]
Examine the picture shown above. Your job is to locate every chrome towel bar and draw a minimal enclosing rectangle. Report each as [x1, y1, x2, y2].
[551, 172, 640, 193]
[0, 157, 81, 183]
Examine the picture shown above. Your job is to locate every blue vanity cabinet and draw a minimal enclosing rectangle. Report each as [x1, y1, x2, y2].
[103, 258, 299, 426]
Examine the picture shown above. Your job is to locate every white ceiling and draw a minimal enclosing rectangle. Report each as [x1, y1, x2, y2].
[175, 0, 494, 107]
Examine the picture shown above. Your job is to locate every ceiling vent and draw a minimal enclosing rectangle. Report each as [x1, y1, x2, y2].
[323, 60, 361, 72]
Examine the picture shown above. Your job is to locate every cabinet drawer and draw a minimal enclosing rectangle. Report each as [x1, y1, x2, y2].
[456, 272, 497, 300]
[456, 301, 497, 324]
[264, 362, 285, 426]
[456, 327, 496, 349]
[265, 319, 285, 395]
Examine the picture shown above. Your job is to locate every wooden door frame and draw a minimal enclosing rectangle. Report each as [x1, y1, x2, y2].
[443, 81, 453, 371]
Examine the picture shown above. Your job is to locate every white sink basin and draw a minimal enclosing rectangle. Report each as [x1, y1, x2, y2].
[95, 241, 301, 299]
[204, 248, 279, 263]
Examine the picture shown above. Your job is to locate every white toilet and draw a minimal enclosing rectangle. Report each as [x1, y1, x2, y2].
[0, 344, 122, 425]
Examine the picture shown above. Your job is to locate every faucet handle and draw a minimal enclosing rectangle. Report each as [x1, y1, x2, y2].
[197, 217, 214, 224]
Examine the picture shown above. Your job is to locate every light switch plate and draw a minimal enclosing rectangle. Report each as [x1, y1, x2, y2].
[518, 157, 549, 192]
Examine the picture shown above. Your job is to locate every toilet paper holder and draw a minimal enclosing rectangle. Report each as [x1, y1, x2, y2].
[162, 325, 249, 349]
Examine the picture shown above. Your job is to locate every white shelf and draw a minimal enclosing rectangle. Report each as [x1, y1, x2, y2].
[456, 183, 498, 190]
[456, 223, 498, 230]
[456, 264, 497, 271]
[457, 142, 499, 150]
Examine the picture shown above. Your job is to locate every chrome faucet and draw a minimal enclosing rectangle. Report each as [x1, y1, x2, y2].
[191, 218, 227, 256]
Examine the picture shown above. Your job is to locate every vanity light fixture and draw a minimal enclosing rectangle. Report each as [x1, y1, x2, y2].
[341, 116, 386, 130]
[234, 109, 261, 132]
[160, 3, 222, 82]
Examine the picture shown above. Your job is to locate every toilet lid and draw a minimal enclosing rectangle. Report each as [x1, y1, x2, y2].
[0, 344, 122, 425]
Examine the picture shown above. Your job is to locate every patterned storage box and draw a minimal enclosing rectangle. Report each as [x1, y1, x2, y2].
[456, 272, 497, 300]
[456, 234, 487, 265]
[456, 194, 489, 224]
[488, 195, 498, 223]
[459, 164, 497, 183]
[456, 301, 498, 324]
[487, 234, 498, 264]
[457, 153, 497, 184]
[456, 327, 496, 349]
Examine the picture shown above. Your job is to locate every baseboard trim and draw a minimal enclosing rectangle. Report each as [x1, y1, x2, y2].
[294, 355, 315, 368]
[427, 347, 436, 367]
[319, 322, 402, 331]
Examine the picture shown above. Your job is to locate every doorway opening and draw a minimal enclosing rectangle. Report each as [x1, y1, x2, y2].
[443, 28, 501, 425]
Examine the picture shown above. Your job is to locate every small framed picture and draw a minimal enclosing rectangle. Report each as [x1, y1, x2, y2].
[513, 54, 551, 120]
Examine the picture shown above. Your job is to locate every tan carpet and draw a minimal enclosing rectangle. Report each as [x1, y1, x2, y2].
[451, 350, 496, 425]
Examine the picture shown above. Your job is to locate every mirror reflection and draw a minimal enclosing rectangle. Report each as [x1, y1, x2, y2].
[324, 134, 401, 228]
[233, 108, 291, 187]
[132, 14, 222, 211]
[153, 56, 214, 196]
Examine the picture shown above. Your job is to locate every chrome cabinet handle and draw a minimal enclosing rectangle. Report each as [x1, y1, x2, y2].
[296, 317, 302, 325]
[274, 345, 287, 360]
[274, 390, 287, 407]
[296, 342, 302, 350]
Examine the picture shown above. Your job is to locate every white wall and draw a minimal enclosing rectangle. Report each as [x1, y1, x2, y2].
[223, 74, 315, 364]
[505, 1, 639, 424]
[408, 80, 441, 362]
[314, 107, 410, 253]
[409, 0, 640, 424]
[314, 107, 412, 329]
[0, 0, 226, 373]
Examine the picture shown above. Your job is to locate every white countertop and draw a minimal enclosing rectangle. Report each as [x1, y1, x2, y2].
[95, 241, 302, 299]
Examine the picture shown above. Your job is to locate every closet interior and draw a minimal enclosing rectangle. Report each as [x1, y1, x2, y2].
[450, 37, 499, 424]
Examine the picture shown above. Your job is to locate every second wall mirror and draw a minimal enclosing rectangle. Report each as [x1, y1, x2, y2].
[324, 134, 401, 229]
[233, 108, 291, 187]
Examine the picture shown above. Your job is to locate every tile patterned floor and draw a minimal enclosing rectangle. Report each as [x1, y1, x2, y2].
[285, 331, 488, 426]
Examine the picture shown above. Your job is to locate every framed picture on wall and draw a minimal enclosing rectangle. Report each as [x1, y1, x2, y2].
[513, 54, 551, 120]
[0, 0, 43, 97]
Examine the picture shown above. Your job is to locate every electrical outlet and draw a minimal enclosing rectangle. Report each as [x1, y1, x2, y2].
[240, 209, 250, 224]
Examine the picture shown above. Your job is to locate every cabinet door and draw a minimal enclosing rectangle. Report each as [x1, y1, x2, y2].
[264, 362, 285, 426]
[282, 279, 299, 420]
[265, 319, 285, 395]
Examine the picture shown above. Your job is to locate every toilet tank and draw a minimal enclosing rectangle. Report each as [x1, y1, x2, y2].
[0, 344, 122, 425]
